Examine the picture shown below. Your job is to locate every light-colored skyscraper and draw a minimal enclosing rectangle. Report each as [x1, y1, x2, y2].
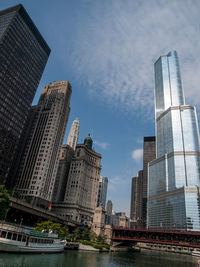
[106, 200, 113, 216]
[66, 118, 79, 150]
[148, 51, 200, 230]
[97, 176, 108, 209]
[15, 81, 72, 208]
[53, 134, 102, 223]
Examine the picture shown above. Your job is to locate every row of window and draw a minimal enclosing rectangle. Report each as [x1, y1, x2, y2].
[0, 230, 54, 244]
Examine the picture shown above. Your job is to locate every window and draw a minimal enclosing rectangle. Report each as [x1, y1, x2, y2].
[7, 232, 12, 239]
[17, 234, 22, 241]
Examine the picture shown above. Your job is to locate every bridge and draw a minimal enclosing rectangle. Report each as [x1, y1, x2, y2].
[112, 227, 200, 248]
[6, 197, 79, 228]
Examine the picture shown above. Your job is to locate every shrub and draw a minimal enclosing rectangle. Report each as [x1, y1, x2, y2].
[79, 240, 94, 246]
[93, 243, 110, 250]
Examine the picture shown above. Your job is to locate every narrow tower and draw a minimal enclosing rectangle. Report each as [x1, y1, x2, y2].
[148, 51, 200, 230]
[66, 118, 79, 150]
[97, 176, 108, 209]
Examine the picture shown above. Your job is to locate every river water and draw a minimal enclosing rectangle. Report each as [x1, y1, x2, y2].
[0, 250, 199, 267]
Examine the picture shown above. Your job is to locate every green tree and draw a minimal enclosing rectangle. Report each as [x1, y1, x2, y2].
[72, 228, 81, 240]
[90, 231, 97, 242]
[96, 234, 107, 243]
[0, 185, 10, 220]
[62, 225, 71, 240]
[35, 221, 69, 239]
[81, 228, 91, 240]
[97, 234, 104, 243]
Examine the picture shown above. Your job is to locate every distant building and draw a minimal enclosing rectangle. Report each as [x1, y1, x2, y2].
[130, 137, 156, 228]
[141, 137, 156, 227]
[113, 212, 126, 227]
[0, 4, 50, 187]
[119, 214, 129, 228]
[130, 170, 143, 227]
[130, 175, 140, 226]
[15, 81, 71, 208]
[53, 134, 102, 223]
[52, 144, 74, 203]
[106, 200, 113, 215]
[66, 118, 79, 150]
[97, 176, 108, 209]
[105, 200, 113, 225]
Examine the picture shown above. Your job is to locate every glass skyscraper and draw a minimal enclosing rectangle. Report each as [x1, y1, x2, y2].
[147, 51, 200, 230]
[0, 5, 50, 186]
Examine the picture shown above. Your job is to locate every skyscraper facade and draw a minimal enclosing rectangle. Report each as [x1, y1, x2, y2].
[0, 5, 50, 185]
[66, 118, 79, 150]
[141, 137, 156, 227]
[130, 171, 143, 227]
[53, 135, 102, 223]
[52, 144, 74, 203]
[105, 200, 113, 225]
[106, 200, 113, 216]
[148, 51, 200, 230]
[15, 81, 72, 208]
[97, 176, 108, 209]
[130, 137, 155, 228]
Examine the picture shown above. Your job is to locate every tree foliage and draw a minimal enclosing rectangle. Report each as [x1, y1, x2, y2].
[89, 231, 97, 241]
[0, 185, 10, 220]
[81, 228, 91, 240]
[97, 234, 106, 243]
[72, 228, 81, 240]
[35, 221, 70, 239]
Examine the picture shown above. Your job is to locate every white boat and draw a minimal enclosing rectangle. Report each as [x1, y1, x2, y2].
[0, 221, 65, 253]
[192, 250, 200, 257]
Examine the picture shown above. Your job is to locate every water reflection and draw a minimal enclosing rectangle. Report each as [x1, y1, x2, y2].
[0, 253, 66, 267]
[0, 250, 199, 267]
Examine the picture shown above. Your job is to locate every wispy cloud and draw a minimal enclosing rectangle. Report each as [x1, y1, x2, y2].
[94, 140, 110, 150]
[108, 176, 125, 192]
[131, 148, 143, 161]
[53, 0, 200, 117]
[137, 138, 143, 145]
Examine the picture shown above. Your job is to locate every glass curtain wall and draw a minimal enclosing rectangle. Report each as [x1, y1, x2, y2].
[148, 51, 200, 230]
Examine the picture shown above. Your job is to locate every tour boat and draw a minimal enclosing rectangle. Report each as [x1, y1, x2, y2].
[192, 250, 200, 257]
[0, 221, 65, 253]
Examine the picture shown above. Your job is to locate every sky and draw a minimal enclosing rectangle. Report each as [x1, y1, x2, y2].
[1, 0, 200, 215]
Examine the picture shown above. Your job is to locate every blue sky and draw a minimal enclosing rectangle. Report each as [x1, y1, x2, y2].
[1, 0, 200, 215]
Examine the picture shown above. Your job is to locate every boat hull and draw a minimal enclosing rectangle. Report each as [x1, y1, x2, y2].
[192, 252, 200, 257]
[0, 238, 64, 254]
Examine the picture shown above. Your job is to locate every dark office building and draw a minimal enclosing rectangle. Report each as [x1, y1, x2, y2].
[130, 170, 143, 228]
[130, 137, 156, 228]
[0, 4, 50, 186]
[141, 136, 156, 227]
[52, 144, 75, 203]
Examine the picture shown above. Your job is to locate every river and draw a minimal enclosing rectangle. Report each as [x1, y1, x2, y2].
[0, 250, 199, 267]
